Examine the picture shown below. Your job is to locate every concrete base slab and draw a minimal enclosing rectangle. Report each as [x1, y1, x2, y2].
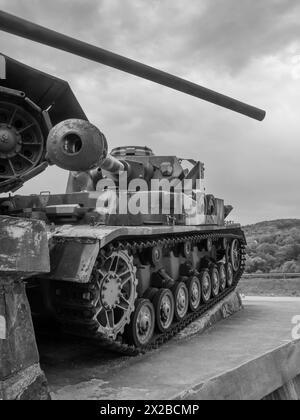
[39, 293, 300, 400]
[0, 280, 51, 400]
[264, 374, 300, 400]
[0, 364, 50, 400]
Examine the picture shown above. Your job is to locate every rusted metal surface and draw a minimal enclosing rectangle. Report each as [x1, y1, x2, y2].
[0, 216, 50, 274]
[0, 11, 266, 121]
[48, 241, 99, 283]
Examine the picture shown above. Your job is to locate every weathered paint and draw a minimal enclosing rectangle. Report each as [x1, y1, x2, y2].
[47, 241, 99, 283]
[0, 216, 50, 274]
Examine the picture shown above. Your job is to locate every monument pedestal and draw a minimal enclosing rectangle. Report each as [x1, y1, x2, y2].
[0, 217, 50, 400]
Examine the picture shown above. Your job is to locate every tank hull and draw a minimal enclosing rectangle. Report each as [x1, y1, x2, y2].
[30, 224, 246, 354]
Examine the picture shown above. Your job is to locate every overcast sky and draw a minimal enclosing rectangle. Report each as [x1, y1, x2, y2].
[0, 0, 300, 225]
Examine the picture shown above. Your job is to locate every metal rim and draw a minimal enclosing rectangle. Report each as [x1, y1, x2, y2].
[153, 289, 175, 332]
[174, 282, 189, 320]
[201, 271, 212, 303]
[134, 299, 155, 346]
[94, 250, 137, 339]
[211, 267, 220, 297]
[230, 239, 241, 272]
[226, 263, 234, 287]
[188, 276, 201, 311]
[218, 263, 227, 291]
[151, 246, 162, 266]
[0, 101, 44, 179]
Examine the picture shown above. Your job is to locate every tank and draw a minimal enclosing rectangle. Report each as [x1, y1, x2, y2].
[0, 11, 266, 353]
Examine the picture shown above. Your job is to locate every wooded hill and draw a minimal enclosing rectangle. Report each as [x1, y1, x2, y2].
[243, 219, 300, 274]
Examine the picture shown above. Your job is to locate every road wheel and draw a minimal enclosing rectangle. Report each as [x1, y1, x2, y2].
[230, 239, 241, 272]
[210, 266, 220, 298]
[218, 263, 227, 291]
[172, 282, 189, 321]
[226, 262, 234, 287]
[200, 270, 212, 303]
[187, 276, 201, 312]
[153, 288, 175, 332]
[126, 298, 155, 347]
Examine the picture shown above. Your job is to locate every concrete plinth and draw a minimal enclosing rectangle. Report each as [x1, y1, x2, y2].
[0, 216, 50, 400]
[39, 294, 300, 400]
[0, 280, 50, 400]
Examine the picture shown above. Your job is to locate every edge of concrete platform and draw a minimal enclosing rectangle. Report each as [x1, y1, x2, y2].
[173, 291, 243, 342]
[175, 338, 300, 400]
[0, 364, 50, 400]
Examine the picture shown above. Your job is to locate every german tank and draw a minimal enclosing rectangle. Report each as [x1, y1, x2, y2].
[0, 11, 266, 353]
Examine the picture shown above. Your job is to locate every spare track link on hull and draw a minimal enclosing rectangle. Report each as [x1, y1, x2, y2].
[53, 229, 246, 356]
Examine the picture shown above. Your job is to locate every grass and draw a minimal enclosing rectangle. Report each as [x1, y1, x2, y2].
[237, 276, 300, 297]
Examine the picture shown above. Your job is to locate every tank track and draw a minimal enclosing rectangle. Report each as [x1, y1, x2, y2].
[52, 229, 246, 356]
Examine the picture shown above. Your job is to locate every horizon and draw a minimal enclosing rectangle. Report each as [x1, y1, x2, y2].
[243, 217, 300, 227]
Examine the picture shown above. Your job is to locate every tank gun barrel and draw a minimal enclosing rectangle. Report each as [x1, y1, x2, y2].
[0, 10, 266, 121]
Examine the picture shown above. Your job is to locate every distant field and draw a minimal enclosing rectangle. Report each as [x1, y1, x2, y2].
[237, 276, 300, 297]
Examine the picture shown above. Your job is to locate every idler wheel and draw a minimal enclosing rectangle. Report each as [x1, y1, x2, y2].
[153, 289, 175, 332]
[230, 239, 241, 272]
[218, 263, 227, 292]
[186, 276, 201, 312]
[200, 269, 212, 304]
[210, 266, 220, 298]
[126, 299, 155, 347]
[171, 282, 189, 321]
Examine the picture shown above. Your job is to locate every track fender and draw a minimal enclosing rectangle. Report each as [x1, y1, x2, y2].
[47, 239, 100, 283]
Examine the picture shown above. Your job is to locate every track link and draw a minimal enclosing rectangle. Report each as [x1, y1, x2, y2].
[52, 229, 246, 356]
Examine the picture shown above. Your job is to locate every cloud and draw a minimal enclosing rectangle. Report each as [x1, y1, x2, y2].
[0, 0, 300, 224]
[184, 0, 300, 73]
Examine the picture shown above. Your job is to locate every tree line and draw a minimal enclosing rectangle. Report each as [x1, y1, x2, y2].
[243, 219, 300, 274]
